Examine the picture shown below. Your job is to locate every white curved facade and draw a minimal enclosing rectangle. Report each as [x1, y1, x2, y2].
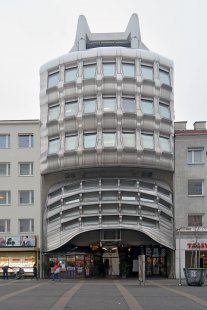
[40, 14, 174, 267]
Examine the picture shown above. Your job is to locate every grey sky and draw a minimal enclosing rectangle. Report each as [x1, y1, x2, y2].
[0, 0, 206, 128]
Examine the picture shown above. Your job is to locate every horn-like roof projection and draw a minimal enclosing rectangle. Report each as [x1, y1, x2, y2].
[70, 13, 148, 52]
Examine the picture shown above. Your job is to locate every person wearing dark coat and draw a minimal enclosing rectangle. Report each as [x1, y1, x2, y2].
[2, 265, 11, 280]
[31, 264, 38, 279]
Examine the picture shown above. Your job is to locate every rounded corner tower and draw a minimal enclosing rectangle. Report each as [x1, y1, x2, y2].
[40, 14, 174, 277]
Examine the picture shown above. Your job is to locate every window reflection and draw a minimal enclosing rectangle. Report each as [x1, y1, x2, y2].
[48, 137, 60, 154]
[65, 135, 78, 151]
[103, 63, 116, 76]
[102, 191, 118, 201]
[103, 132, 116, 147]
[122, 97, 136, 113]
[65, 67, 77, 82]
[141, 99, 154, 115]
[159, 102, 171, 119]
[141, 65, 153, 80]
[103, 97, 116, 112]
[48, 71, 59, 88]
[141, 133, 154, 149]
[83, 64, 96, 79]
[84, 133, 97, 148]
[159, 136, 170, 152]
[122, 63, 135, 77]
[159, 69, 170, 85]
[48, 104, 60, 121]
[65, 101, 78, 117]
[122, 132, 135, 148]
[83, 99, 96, 113]
[121, 192, 136, 201]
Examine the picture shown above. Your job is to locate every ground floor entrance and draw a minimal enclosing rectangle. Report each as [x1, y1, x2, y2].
[44, 244, 171, 279]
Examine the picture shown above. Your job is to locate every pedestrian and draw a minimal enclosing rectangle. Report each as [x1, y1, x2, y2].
[31, 263, 38, 280]
[2, 265, 11, 280]
[104, 259, 109, 277]
[51, 262, 59, 281]
[55, 264, 61, 281]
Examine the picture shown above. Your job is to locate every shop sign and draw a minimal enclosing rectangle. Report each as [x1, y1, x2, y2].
[187, 242, 207, 249]
[0, 235, 36, 247]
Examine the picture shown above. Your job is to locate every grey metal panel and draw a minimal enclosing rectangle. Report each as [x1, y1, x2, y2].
[45, 178, 174, 251]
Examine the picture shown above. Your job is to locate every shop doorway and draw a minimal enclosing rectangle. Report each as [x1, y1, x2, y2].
[102, 247, 119, 276]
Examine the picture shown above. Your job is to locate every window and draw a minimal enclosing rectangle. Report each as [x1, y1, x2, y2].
[19, 190, 34, 205]
[65, 135, 78, 151]
[141, 64, 153, 80]
[103, 97, 116, 112]
[103, 63, 116, 76]
[83, 99, 96, 113]
[0, 134, 10, 148]
[0, 219, 10, 232]
[122, 97, 136, 113]
[19, 219, 34, 233]
[18, 134, 33, 148]
[65, 67, 77, 82]
[159, 69, 170, 85]
[103, 132, 116, 147]
[159, 102, 171, 119]
[140, 193, 154, 202]
[188, 180, 203, 196]
[0, 163, 10, 176]
[83, 64, 96, 79]
[48, 137, 60, 155]
[84, 133, 97, 148]
[48, 104, 60, 121]
[0, 191, 11, 205]
[188, 148, 203, 164]
[102, 192, 118, 201]
[122, 63, 135, 77]
[48, 71, 59, 88]
[188, 215, 202, 227]
[122, 132, 135, 148]
[19, 162, 33, 176]
[141, 133, 154, 149]
[141, 99, 154, 115]
[159, 136, 170, 152]
[65, 101, 78, 117]
[121, 192, 136, 201]
[63, 195, 79, 205]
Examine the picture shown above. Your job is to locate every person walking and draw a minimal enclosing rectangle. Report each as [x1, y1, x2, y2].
[2, 265, 11, 280]
[31, 263, 38, 280]
[51, 262, 59, 281]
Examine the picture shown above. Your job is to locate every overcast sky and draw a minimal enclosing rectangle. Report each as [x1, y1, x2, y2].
[0, 0, 206, 128]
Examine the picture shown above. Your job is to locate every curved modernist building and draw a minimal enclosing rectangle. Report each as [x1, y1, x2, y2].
[40, 14, 174, 277]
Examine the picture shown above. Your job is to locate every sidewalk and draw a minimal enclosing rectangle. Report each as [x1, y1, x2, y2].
[0, 278, 206, 310]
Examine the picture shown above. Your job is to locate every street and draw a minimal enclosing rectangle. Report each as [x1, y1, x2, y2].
[0, 278, 207, 310]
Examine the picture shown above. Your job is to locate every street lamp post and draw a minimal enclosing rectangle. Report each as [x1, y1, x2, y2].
[178, 228, 182, 285]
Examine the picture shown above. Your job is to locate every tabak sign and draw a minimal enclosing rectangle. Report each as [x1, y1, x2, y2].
[187, 242, 207, 249]
[0, 236, 36, 247]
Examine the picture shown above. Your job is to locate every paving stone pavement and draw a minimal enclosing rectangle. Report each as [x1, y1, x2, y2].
[0, 278, 207, 310]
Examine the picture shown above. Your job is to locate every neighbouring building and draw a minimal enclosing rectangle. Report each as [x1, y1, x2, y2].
[40, 13, 174, 278]
[0, 120, 41, 276]
[175, 121, 207, 279]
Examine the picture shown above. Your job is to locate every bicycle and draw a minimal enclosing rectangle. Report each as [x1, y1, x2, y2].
[14, 268, 24, 280]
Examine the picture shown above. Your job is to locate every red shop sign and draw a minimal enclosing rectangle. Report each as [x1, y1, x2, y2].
[187, 243, 207, 249]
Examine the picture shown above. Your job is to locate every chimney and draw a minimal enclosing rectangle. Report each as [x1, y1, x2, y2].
[193, 121, 206, 130]
[174, 121, 187, 130]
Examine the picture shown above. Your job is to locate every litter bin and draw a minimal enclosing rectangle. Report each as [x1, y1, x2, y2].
[183, 268, 207, 286]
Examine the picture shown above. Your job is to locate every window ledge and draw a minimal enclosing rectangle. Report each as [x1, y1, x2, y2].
[46, 86, 58, 93]
[188, 195, 205, 197]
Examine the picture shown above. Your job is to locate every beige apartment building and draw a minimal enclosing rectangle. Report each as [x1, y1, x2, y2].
[175, 121, 207, 279]
[0, 120, 41, 275]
